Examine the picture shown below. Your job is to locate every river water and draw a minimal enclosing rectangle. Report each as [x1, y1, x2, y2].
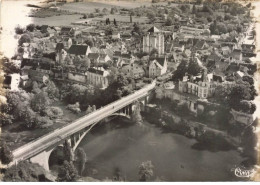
[77, 117, 245, 181]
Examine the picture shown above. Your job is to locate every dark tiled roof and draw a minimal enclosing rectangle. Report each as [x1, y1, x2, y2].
[114, 51, 122, 57]
[147, 26, 160, 33]
[213, 74, 223, 82]
[3, 75, 12, 85]
[151, 57, 166, 67]
[87, 67, 104, 75]
[88, 53, 99, 59]
[61, 27, 73, 32]
[121, 53, 132, 59]
[68, 45, 89, 55]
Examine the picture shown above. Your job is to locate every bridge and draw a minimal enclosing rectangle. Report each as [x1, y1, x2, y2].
[10, 81, 156, 171]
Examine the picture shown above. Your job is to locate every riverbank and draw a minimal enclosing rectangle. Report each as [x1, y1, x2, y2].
[143, 99, 257, 169]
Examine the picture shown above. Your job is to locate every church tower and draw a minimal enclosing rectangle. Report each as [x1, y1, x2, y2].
[143, 26, 164, 56]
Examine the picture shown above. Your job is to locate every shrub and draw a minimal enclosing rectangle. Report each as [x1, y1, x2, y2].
[67, 102, 81, 114]
[15, 26, 25, 34]
[44, 106, 63, 119]
[0, 142, 13, 165]
[35, 116, 53, 128]
[26, 24, 35, 32]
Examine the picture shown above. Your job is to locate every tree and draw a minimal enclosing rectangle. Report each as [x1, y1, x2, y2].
[213, 84, 230, 105]
[75, 148, 87, 175]
[95, 8, 100, 13]
[150, 48, 158, 56]
[187, 59, 203, 76]
[132, 23, 142, 36]
[18, 34, 31, 46]
[147, 12, 156, 23]
[139, 161, 154, 181]
[130, 14, 133, 23]
[1, 57, 20, 74]
[63, 140, 74, 162]
[192, 5, 197, 14]
[242, 75, 254, 85]
[207, 16, 213, 22]
[57, 161, 78, 182]
[65, 84, 88, 104]
[111, 7, 117, 14]
[236, 25, 243, 33]
[0, 142, 13, 165]
[165, 17, 173, 26]
[85, 39, 94, 47]
[216, 15, 223, 22]
[15, 26, 25, 34]
[227, 83, 255, 110]
[26, 24, 35, 32]
[102, 8, 108, 14]
[31, 91, 50, 114]
[3, 161, 47, 182]
[44, 81, 59, 99]
[224, 14, 232, 21]
[172, 60, 188, 81]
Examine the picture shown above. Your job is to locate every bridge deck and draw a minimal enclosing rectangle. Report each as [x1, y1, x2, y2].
[12, 81, 156, 162]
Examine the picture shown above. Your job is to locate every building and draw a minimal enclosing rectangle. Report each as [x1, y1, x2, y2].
[87, 67, 109, 89]
[67, 44, 91, 58]
[88, 53, 111, 65]
[143, 26, 165, 55]
[60, 26, 75, 37]
[179, 69, 223, 99]
[148, 56, 167, 78]
[120, 62, 145, 79]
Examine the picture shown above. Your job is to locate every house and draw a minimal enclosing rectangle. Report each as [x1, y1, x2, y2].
[220, 46, 231, 56]
[87, 67, 109, 89]
[60, 26, 75, 37]
[193, 40, 209, 52]
[120, 62, 145, 79]
[113, 51, 135, 65]
[111, 31, 120, 40]
[67, 44, 91, 58]
[230, 49, 242, 62]
[148, 56, 167, 78]
[88, 53, 111, 65]
[178, 69, 220, 99]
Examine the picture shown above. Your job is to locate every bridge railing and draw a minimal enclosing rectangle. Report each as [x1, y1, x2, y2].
[12, 81, 156, 155]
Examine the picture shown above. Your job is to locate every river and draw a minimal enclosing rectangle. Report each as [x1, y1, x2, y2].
[76, 117, 245, 181]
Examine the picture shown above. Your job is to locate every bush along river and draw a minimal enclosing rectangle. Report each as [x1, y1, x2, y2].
[49, 103, 254, 181]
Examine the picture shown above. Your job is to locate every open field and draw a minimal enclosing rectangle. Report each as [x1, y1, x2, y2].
[32, 14, 82, 26]
[93, 14, 148, 23]
[59, 1, 168, 13]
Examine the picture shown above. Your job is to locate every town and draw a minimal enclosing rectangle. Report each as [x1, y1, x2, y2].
[0, 0, 259, 182]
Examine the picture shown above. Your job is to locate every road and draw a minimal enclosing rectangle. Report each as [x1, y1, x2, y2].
[12, 81, 156, 162]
